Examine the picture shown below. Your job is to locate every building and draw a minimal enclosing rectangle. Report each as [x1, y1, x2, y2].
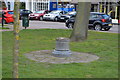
[70, 0, 119, 19]
[2, 0, 119, 19]
[2, 0, 25, 10]
[25, 0, 75, 12]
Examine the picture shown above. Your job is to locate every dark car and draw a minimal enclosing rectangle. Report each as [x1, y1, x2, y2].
[58, 11, 76, 22]
[20, 9, 32, 19]
[29, 10, 50, 21]
[66, 12, 113, 31]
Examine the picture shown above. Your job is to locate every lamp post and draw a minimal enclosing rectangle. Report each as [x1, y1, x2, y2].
[2, 12, 4, 28]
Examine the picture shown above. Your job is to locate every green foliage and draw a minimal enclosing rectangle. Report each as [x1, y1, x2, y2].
[20, 2, 25, 9]
[2, 29, 118, 78]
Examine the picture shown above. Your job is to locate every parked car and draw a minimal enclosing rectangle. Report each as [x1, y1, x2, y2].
[0, 10, 14, 24]
[43, 10, 67, 21]
[66, 12, 113, 31]
[20, 9, 32, 19]
[58, 11, 76, 22]
[29, 10, 50, 21]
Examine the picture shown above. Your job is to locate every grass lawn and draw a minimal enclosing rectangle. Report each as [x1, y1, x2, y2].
[2, 29, 118, 78]
[0, 27, 9, 29]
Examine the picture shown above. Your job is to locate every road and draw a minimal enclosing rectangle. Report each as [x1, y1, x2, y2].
[2, 20, 119, 33]
[108, 25, 119, 33]
[22, 20, 67, 29]
[24, 20, 119, 33]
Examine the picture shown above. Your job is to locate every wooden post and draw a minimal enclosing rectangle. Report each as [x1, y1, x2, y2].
[107, 2, 110, 14]
[100, 3, 103, 13]
[104, 0, 106, 14]
[13, 0, 20, 79]
[115, 6, 118, 19]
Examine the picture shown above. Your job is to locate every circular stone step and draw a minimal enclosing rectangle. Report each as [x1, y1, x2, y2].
[24, 50, 99, 64]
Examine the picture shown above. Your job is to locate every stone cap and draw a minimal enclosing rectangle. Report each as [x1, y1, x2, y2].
[56, 37, 70, 42]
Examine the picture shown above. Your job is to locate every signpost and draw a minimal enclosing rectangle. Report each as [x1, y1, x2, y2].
[2, 12, 4, 28]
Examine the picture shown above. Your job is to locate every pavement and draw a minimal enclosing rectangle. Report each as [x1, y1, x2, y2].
[0, 20, 119, 33]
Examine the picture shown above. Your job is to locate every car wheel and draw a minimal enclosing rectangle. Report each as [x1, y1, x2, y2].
[104, 28, 110, 31]
[68, 23, 73, 29]
[39, 16, 43, 21]
[94, 24, 102, 31]
[54, 17, 58, 21]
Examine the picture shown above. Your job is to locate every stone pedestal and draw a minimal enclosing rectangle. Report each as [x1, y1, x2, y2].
[52, 37, 71, 57]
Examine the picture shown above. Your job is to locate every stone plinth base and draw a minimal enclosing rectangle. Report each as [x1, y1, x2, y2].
[52, 50, 71, 57]
[24, 50, 99, 64]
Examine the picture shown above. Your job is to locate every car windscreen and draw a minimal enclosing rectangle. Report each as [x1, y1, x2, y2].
[90, 14, 103, 19]
[21, 10, 31, 14]
[102, 14, 110, 19]
[35, 11, 45, 14]
[67, 11, 76, 15]
[50, 11, 60, 14]
[8, 11, 14, 14]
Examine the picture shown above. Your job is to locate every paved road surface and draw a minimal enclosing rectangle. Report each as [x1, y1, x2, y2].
[23, 20, 67, 29]
[1, 20, 119, 33]
[25, 20, 119, 33]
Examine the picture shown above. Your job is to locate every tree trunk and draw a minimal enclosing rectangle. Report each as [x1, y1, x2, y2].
[13, 0, 20, 79]
[70, 2, 91, 42]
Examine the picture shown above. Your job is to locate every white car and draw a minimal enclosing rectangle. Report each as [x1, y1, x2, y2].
[43, 10, 67, 21]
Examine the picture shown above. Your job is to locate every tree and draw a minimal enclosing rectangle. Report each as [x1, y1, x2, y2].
[20, 2, 25, 9]
[70, 2, 91, 42]
[13, 0, 20, 79]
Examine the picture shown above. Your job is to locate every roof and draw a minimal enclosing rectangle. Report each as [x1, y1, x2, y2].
[2, 10, 13, 12]
[90, 12, 105, 14]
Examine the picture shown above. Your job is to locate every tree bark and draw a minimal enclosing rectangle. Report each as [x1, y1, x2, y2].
[13, 0, 20, 79]
[70, 2, 91, 42]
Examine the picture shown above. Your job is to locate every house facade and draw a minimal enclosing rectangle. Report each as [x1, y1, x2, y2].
[25, 0, 75, 12]
[2, 0, 119, 19]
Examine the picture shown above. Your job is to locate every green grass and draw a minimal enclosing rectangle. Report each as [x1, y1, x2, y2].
[0, 27, 9, 29]
[2, 29, 118, 78]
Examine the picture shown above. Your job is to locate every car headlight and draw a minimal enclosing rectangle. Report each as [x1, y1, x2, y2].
[34, 14, 39, 16]
[43, 15, 46, 17]
[66, 16, 71, 18]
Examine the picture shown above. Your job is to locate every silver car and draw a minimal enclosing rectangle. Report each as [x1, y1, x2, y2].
[43, 10, 67, 21]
